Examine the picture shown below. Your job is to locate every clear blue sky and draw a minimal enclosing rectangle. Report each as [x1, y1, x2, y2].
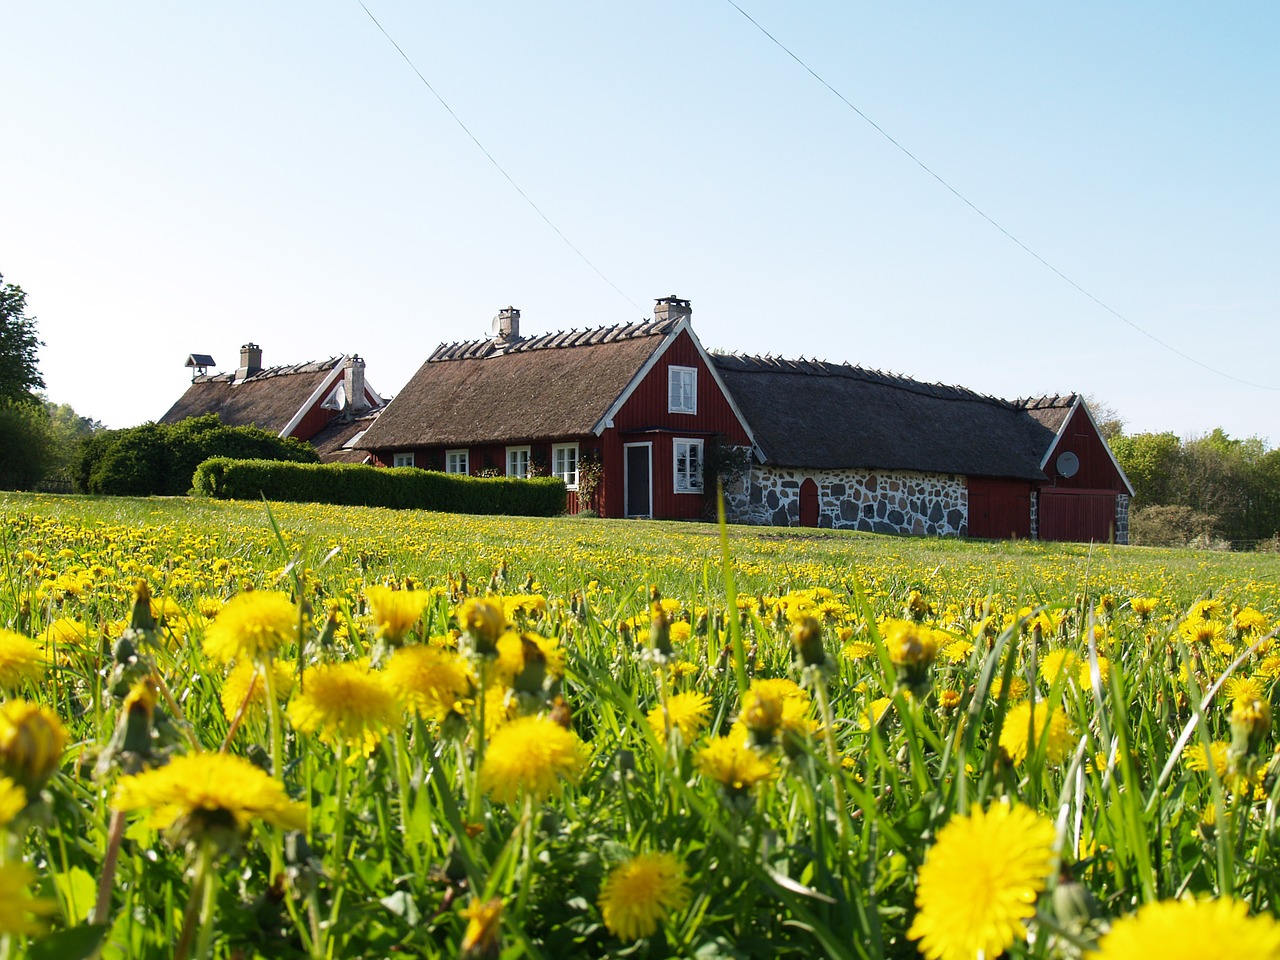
[3, 3, 1277, 442]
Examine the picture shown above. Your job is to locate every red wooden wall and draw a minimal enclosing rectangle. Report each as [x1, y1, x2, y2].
[602, 330, 752, 520]
[1039, 490, 1117, 543]
[968, 477, 1032, 539]
[1040, 405, 1126, 491]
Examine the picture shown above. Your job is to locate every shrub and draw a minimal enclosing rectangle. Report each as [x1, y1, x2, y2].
[193, 458, 567, 516]
[1130, 504, 1222, 548]
[80, 415, 318, 496]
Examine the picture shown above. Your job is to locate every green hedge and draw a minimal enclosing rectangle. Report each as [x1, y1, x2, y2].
[77, 415, 319, 496]
[192, 458, 567, 516]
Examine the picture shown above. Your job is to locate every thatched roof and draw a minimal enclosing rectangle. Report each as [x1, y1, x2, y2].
[359, 320, 679, 450]
[713, 354, 1071, 480]
[160, 358, 344, 434]
[312, 411, 380, 463]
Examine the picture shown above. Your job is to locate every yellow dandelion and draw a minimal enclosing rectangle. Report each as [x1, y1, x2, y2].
[203, 591, 297, 664]
[738, 678, 807, 742]
[998, 699, 1075, 766]
[383, 645, 473, 723]
[1038, 649, 1079, 687]
[599, 852, 691, 941]
[0, 775, 27, 828]
[365, 585, 431, 645]
[695, 728, 778, 795]
[1129, 596, 1158, 618]
[859, 696, 893, 731]
[0, 863, 55, 936]
[0, 700, 67, 792]
[908, 802, 1056, 960]
[1180, 617, 1225, 647]
[1087, 896, 1280, 960]
[114, 751, 306, 841]
[1233, 607, 1270, 636]
[842, 639, 876, 661]
[647, 691, 712, 745]
[1224, 675, 1266, 707]
[220, 659, 294, 724]
[459, 897, 503, 959]
[457, 597, 506, 654]
[989, 675, 1029, 701]
[0, 629, 44, 689]
[1189, 598, 1225, 621]
[287, 659, 400, 753]
[938, 689, 962, 711]
[479, 714, 587, 805]
[941, 637, 974, 663]
[1185, 741, 1231, 777]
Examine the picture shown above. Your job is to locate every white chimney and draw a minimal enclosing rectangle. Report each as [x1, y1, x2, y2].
[343, 355, 370, 413]
[492, 306, 521, 342]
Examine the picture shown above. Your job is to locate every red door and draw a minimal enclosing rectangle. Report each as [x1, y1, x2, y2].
[1039, 490, 1116, 542]
[967, 478, 1031, 539]
[799, 478, 819, 527]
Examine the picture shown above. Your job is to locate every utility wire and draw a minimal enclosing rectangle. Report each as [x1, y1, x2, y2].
[723, 0, 1278, 392]
[357, 1, 642, 314]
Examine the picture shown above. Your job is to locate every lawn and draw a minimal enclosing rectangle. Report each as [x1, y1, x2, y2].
[0, 491, 1277, 959]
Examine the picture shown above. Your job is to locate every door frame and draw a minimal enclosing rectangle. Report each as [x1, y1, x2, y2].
[623, 442, 653, 519]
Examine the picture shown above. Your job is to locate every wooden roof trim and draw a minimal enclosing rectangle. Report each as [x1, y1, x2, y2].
[681, 325, 761, 460]
[278, 361, 346, 439]
[1037, 396, 1136, 497]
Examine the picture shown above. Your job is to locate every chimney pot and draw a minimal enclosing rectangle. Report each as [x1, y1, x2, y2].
[493, 307, 521, 343]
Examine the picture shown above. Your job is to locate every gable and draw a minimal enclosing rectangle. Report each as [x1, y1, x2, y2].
[1037, 399, 1135, 495]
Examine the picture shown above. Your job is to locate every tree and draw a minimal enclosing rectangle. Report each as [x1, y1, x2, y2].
[1081, 394, 1124, 442]
[1110, 432, 1181, 507]
[0, 273, 45, 404]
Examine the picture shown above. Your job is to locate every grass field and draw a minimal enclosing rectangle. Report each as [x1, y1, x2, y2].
[0, 491, 1278, 959]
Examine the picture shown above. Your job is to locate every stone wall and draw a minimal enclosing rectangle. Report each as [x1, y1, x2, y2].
[1115, 494, 1130, 545]
[725, 464, 968, 536]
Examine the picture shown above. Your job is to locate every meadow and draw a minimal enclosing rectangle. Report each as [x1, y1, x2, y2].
[0, 491, 1278, 959]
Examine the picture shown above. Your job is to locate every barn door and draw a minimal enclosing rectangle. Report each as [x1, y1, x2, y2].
[798, 478, 819, 527]
[624, 443, 652, 518]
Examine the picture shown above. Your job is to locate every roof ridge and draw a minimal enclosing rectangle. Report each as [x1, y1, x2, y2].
[428, 317, 680, 362]
[712, 352, 1017, 408]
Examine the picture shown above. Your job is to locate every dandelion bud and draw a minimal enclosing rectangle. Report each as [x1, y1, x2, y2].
[458, 598, 505, 657]
[883, 620, 941, 698]
[791, 615, 826, 669]
[0, 701, 67, 793]
[740, 686, 784, 747]
[1050, 872, 1099, 930]
[938, 689, 962, 712]
[1229, 698, 1272, 778]
[512, 635, 547, 695]
[459, 897, 503, 960]
[129, 580, 157, 633]
[649, 603, 673, 659]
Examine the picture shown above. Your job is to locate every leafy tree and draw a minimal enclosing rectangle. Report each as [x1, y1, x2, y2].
[0, 401, 53, 490]
[1081, 394, 1124, 441]
[1110, 432, 1181, 507]
[0, 273, 45, 404]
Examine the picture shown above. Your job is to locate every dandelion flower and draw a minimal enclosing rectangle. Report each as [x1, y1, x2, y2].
[459, 897, 503, 959]
[599, 852, 691, 941]
[647, 691, 711, 745]
[0, 629, 43, 689]
[1038, 649, 1079, 687]
[365, 585, 431, 645]
[695, 728, 778, 796]
[0, 775, 27, 828]
[0, 700, 67, 792]
[999, 699, 1076, 766]
[220, 659, 294, 724]
[479, 714, 587, 805]
[113, 751, 306, 840]
[287, 659, 400, 753]
[0, 863, 55, 936]
[384, 645, 473, 723]
[203, 591, 297, 663]
[908, 802, 1056, 960]
[1087, 896, 1280, 960]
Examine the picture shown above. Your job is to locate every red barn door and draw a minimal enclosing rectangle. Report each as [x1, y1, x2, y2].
[1039, 490, 1115, 543]
[967, 478, 1032, 539]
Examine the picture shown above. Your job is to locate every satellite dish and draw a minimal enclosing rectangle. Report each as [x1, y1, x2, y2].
[1055, 451, 1080, 478]
[490, 314, 503, 336]
[321, 383, 347, 411]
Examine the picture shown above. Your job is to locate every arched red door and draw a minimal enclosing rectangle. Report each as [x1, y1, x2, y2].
[799, 478, 819, 527]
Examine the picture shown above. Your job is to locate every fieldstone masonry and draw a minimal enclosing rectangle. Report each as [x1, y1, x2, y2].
[725, 464, 968, 536]
[1115, 494, 1130, 545]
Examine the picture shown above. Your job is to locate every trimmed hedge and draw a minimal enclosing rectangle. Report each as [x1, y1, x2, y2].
[192, 458, 567, 516]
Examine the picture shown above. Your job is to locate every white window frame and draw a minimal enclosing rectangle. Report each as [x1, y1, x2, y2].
[668, 365, 697, 414]
[392, 452, 415, 468]
[445, 449, 469, 475]
[506, 445, 531, 479]
[551, 442, 579, 489]
[673, 438, 704, 494]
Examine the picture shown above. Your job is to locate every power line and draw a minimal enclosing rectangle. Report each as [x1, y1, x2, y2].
[722, 0, 1279, 393]
[356, 1, 642, 314]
